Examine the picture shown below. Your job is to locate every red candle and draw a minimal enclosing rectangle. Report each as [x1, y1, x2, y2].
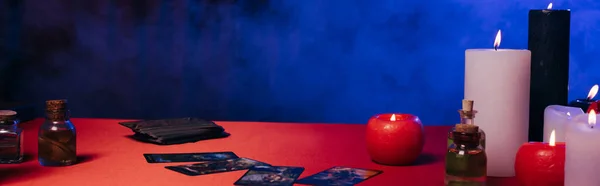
[365, 113, 424, 165]
[515, 130, 565, 186]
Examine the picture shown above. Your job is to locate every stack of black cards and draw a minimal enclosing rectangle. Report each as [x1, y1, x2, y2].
[145, 151, 383, 185]
[119, 118, 230, 145]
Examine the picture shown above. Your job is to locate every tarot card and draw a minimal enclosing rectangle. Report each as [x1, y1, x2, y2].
[165, 158, 271, 176]
[295, 166, 382, 185]
[143, 151, 238, 163]
[234, 166, 305, 186]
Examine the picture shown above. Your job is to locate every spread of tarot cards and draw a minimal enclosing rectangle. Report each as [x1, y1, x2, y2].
[145, 151, 383, 185]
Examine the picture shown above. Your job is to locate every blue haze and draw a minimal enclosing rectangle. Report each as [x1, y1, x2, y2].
[0, 0, 599, 125]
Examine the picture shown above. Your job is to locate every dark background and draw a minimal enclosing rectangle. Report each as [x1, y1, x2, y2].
[1, 0, 599, 125]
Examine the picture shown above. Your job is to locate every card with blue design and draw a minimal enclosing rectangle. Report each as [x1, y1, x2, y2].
[143, 151, 238, 163]
[165, 158, 270, 176]
[235, 165, 305, 186]
[295, 166, 382, 185]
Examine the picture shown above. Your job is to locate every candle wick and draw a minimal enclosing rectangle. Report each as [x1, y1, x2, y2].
[494, 46, 498, 51]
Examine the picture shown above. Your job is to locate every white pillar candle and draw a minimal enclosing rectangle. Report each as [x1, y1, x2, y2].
[464, 30, 531, 177]
[543, 105, 584, 143]
[565, 110, 600, 186]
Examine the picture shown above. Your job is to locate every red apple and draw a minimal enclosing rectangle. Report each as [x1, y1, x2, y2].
[515, 142, 565, 186]
[366, 113, 425, 165]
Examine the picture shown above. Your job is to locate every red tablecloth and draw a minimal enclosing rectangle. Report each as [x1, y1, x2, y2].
[0, 118, 517, 186]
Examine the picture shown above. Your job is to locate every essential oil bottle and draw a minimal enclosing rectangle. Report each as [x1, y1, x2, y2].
[0, 110, 23, 164]
[445, 124, 487, 186]
[38, 99, 77, 166]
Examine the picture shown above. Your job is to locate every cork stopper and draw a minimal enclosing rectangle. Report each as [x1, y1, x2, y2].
[0, 110, 17, 121]
[455, 123, 479, 133]
[46, 99, 68, 110]
[462, 99, 474, 112]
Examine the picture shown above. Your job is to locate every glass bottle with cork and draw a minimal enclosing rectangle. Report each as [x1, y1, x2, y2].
[445, 119, 487, 185]
[447, 100, 486, 149]
[0, 110, 23, 164]
[38, 99, 77, 166]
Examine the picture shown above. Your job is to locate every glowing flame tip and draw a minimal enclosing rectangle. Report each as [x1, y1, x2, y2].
[588, 85, 599, 100]
[390, 114, 396, 121]
[493, 30, 502, 49]
[549, 129, 556, 146]
[547, 3, 553, 9]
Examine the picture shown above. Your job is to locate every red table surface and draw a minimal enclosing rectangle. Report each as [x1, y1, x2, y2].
[0, 118, 517, 186]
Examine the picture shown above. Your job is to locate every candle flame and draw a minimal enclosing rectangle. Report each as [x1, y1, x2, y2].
[587, 84, 599, 99]
[390, 114, 396, 121]
[549, 129, 556, 146]
[547, 3, 553, 9]
[589, 110, 597, 128]
[493, 30, 502, 50]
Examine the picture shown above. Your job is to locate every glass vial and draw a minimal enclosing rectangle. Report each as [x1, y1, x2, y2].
[0, 110, 24, 164]
[447, 100, 486, 149]
[445, 124, 487, 186]
[38, 99, 77, 166]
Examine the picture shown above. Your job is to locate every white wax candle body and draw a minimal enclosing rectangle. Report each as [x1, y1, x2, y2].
[464, 49, 531, 177]
[543, 105, 584, 143]
[565, 114, 600, 186]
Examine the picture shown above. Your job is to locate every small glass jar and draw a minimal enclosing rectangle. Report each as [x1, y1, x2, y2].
[445, 126, 487, 186]
[0, 110, 24, 164]
[38, 100, 77, 166]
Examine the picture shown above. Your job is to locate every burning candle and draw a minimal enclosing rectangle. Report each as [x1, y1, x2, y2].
[564, 110, 600, 186]
[365, 113, 425, 165]
[515, 130, 566, 186]
[568, 84, 598, 112]
[527, 3, 571, 142]
[543, 105, 584, 143]
[464, 30, 531, 177]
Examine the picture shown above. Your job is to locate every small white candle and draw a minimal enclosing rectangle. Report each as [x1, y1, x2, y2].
[565, 110, 600, 186]
[543, 105, 584, 142]
[464, 30, 531, 177]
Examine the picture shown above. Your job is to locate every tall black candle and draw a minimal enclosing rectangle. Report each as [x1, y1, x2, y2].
[527, 4, 570, 142]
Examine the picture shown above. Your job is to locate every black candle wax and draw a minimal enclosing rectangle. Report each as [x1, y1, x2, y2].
[569, 99, 595, 112]
[527, 9, 570, 142]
